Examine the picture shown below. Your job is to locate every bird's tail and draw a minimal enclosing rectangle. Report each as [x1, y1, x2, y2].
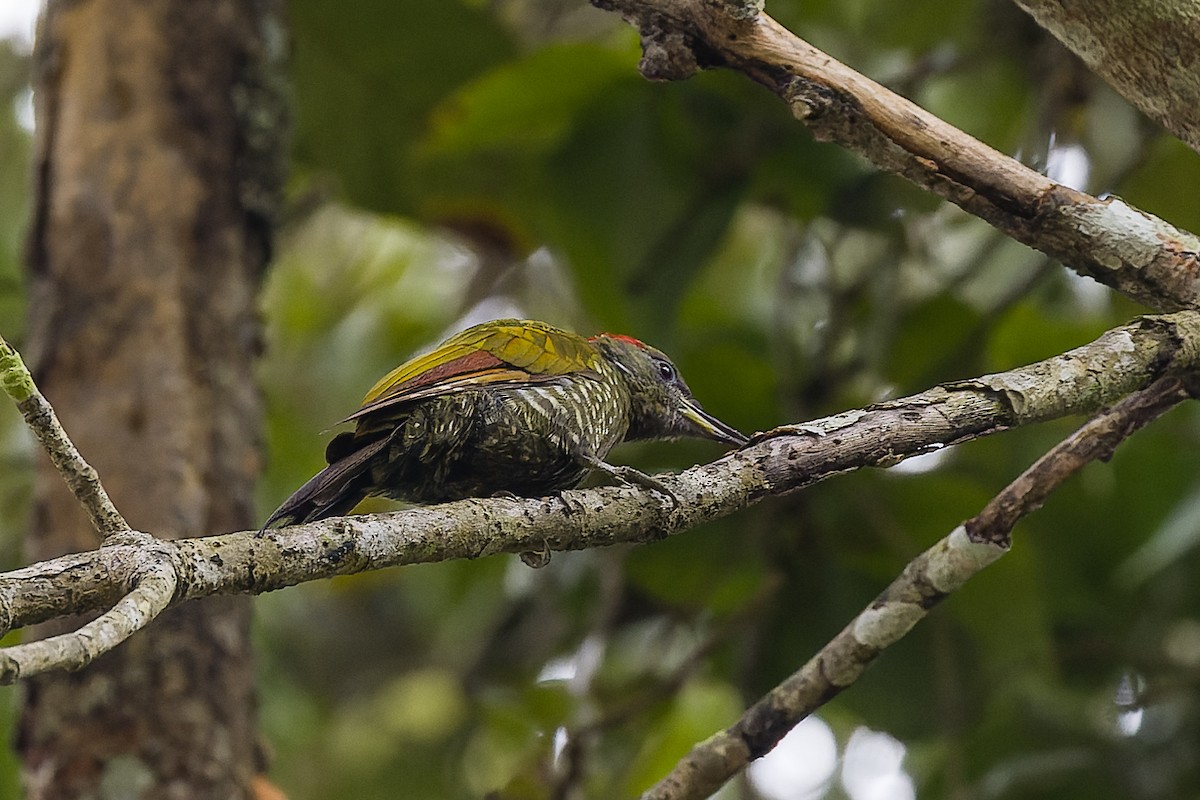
[260, 435, 391, 531]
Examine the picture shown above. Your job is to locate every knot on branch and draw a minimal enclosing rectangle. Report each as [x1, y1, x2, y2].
[639, 25, 702, 81]
[782, 75, 844, 124]
[591, 0, 765, 82]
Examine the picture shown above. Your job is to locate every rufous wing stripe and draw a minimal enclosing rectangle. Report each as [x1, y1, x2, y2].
[388, 349, 506, 395]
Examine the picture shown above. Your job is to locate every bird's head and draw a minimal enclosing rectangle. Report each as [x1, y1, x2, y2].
[591, 333, 747, 447]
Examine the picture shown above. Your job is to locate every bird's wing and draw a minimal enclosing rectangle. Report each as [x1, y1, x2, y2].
[340, 320, 603, 423]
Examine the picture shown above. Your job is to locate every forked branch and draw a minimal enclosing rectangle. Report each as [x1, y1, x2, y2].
[0, 337, 172, 671]
[642, 375, 1193, 800]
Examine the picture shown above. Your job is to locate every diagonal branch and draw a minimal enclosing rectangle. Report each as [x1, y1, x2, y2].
[641, 376, 1193, 800]
[0, 312, 1196, 681]
[0, 335, 130, 538]
[593, 0, 1200, 313]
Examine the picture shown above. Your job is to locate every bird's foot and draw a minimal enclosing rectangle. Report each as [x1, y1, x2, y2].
[577, 452, 680, 509]
[606, 463, 681, 510]
[554, 489, 588, 516]
[520, 540, 553, 569]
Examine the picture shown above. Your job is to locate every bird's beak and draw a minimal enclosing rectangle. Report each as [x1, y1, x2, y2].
[680, 399, 749, 447]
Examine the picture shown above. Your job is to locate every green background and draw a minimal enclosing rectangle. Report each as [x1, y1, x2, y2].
[2, 1, 1199, 797]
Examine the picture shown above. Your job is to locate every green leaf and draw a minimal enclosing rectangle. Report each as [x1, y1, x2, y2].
[419, 43, 635, 159]
[290, 0, 514, 214]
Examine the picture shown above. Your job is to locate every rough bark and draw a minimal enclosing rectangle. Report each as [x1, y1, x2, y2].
[19, 0, 286, 797]
[1014, 0, 1200, 154]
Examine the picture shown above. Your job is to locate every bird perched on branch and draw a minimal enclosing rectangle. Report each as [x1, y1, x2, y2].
[262, 319, 747, 529]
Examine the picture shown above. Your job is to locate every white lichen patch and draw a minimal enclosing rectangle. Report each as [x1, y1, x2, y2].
[926, 526, 1006, 593]
[1064, 199, 1167, 271]
[853, 602, 925, 650]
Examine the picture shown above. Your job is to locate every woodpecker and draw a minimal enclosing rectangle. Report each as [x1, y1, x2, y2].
[263, 319, 746, 528]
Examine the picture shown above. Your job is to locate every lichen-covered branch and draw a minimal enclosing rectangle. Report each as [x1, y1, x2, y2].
[0, 312, 1196, 681]
[641, 376, 1193, 800]
[0, 534, 177, 682]
[0, 335, 129, 538]
[592, 0, 1200, 313]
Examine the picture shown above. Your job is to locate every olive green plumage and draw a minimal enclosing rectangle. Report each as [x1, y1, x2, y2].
[263, 319, 746, 529]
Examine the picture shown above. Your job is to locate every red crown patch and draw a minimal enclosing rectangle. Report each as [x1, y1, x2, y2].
[590, 333, 645, 348]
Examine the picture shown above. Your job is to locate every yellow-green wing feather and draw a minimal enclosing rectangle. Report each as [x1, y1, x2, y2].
[346, 320, 601, 422]
[361, 323, 500, 405]
[479, 320, 599, 374]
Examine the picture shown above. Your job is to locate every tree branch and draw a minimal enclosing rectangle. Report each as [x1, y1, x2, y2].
[0, 334, 129, 538]
[592, 0, 1200, 313]
[641, 375, 1193, 800]
[0, 312, 1197, 681]
[0, 533, 177, 682]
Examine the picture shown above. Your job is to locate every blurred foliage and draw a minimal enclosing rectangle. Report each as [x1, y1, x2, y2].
[0, 32, 32, 800]
[0, 39, 30, 565]
[4, 0, 1200, 798]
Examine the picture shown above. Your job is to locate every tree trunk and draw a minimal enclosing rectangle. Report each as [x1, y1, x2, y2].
[18, 0, 286, 796]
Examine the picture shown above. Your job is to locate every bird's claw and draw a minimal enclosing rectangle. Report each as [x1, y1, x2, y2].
[520, 541, 553, 569]
[611, 465, 680, 510]
[579, 454, 680, 509]
[555, 489, 588, 516]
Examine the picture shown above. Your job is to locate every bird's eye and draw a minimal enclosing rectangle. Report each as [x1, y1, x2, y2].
[656, 360, 676, 382]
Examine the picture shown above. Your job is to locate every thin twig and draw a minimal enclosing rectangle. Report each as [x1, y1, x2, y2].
[641, 376, 1193, 800]
[0, 334, 130, 537]
[0, 338, 183, 678]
